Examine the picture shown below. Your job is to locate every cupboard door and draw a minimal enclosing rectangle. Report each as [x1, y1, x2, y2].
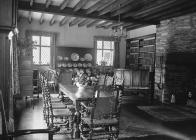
[0, 0, 16, 29]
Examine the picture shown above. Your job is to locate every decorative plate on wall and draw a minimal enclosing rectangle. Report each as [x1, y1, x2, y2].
[87, 63, 92, 67]
[84, 53, 93, 61]
[71, 53, 79, 61]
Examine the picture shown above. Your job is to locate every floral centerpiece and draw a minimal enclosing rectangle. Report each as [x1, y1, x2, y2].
[17, 37, 35, 56]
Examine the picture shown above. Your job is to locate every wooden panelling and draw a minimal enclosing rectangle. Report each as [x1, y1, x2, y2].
[0, 0, 16, 29]
[19, 56, 33, 97]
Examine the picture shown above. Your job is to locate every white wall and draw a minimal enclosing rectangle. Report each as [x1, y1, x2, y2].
[18, 18, 126, 68]
[18, 18, 113, 48]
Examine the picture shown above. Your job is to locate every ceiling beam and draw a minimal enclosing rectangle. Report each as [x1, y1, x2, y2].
[145, 0, 196, 21]
[50, 15, 56, 25]
[69, 17, 82, 27]
[46, 0, 52, 8]
[110, 0, 135, 13]
[111, 1, 143, 17]
[74, 0, 88, 12]
[60, 0, 71, 10]
[40, 13, 44, 24]
[28, 11, 32, 24]
[86, 0, 108, 14]
[104, 23, 114, 29]
[78, 19, 92, 27]
[138, 0, 195, 19]
[123, 0, 177, 18]
[86, 20, 101, 28]
[98, 0, 128, 16]
[18, 1, 158, 25]
[59, 16, 71, 26]
[96, 21, 111, 28]
[126, 24, 146, 31]
[97, 0, 117, 11]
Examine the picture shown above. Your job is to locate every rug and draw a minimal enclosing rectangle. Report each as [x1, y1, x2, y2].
[138, 105, 196, 122]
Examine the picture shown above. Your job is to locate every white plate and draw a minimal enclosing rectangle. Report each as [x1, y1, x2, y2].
[84, 53, 93, 61]
[71, 53, 79, 61]
[87, 63, 92, 67]
[78, 63, 82, 67]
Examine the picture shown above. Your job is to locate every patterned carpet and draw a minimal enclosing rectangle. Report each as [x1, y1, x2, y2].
[138, 105, 196, 122]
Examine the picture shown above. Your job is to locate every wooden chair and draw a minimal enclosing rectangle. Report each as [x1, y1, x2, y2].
[42, 78, 74, 137]
[80, 94, 121, 140]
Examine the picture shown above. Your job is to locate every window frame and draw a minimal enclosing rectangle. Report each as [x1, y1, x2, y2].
[26, 30, 56, 66]
[32, 35, 51, 65]
[94, 36, 116, 67]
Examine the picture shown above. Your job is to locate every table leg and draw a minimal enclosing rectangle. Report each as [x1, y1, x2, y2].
[73, 100, 81, 138]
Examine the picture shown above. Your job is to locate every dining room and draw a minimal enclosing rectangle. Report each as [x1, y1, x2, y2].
[2, 0, 196, 140]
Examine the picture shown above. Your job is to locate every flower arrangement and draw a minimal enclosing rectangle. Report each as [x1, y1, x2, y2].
[17, 37, 35, 56]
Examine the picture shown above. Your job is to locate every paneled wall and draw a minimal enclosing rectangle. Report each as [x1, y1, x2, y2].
[155, 12, 196, 103]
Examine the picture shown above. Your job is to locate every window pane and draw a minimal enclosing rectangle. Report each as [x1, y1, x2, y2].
[97, 41, 102, 49]
[32, 36, 40, 45]
[33, 46, 40, 64]
[103, 50, 113, 66]
[96, 50, 102, 65]
[111, 41, 114, 49]
[41, 36, 51, 46]
[41, 47, 50, 65]
[103, 41, 111, 49]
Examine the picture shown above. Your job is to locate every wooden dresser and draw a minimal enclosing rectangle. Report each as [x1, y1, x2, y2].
[19, 56, 33, 97]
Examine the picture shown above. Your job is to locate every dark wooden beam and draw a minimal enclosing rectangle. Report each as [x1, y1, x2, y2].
[111, 0, 145, 17]
[98, 0, 128, 16]
[110, 0, 135, 13]
[147, 1, 196, 21]
[86, 20, 101, 28]
[123, 0, 176, 18]
[28, 11, 32, 24]
[104, 23, 114, 29]
[78, 18, 92, 27]
[46, 0, 52, 8]
[86, 0, 108, 14]
[122, 23, 134, 28]
[140, 0, 196, 20]
[96, 21, 111, 28]
[98, 0, 117, 11]
[126, 24, 146, 31]
[60, 0, 70, 10]
[18, 1, 158, 25]
[59, 16, 71, 26]
[74, 0, 88, 12]
[40, 13, 44, 24]
[50, 15, 56, 25]
[69, 17, 82, 27]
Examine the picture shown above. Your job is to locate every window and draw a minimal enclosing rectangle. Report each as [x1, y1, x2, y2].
[95, 39, 115, 66]
[32, 35, 51, 65]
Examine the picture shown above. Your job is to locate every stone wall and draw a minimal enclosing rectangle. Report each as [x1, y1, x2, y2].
[155, 12, 196, 104]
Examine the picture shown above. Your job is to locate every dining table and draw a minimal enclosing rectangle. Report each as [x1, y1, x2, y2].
[58, 83, 115, 138]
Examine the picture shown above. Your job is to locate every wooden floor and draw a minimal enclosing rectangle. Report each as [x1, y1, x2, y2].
[13, 94, 196, 140]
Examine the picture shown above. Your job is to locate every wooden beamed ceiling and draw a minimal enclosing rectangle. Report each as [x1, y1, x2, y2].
[18, 0, 196, 31]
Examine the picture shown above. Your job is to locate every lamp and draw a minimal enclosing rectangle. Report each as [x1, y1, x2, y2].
[111, 4, 127, 39]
